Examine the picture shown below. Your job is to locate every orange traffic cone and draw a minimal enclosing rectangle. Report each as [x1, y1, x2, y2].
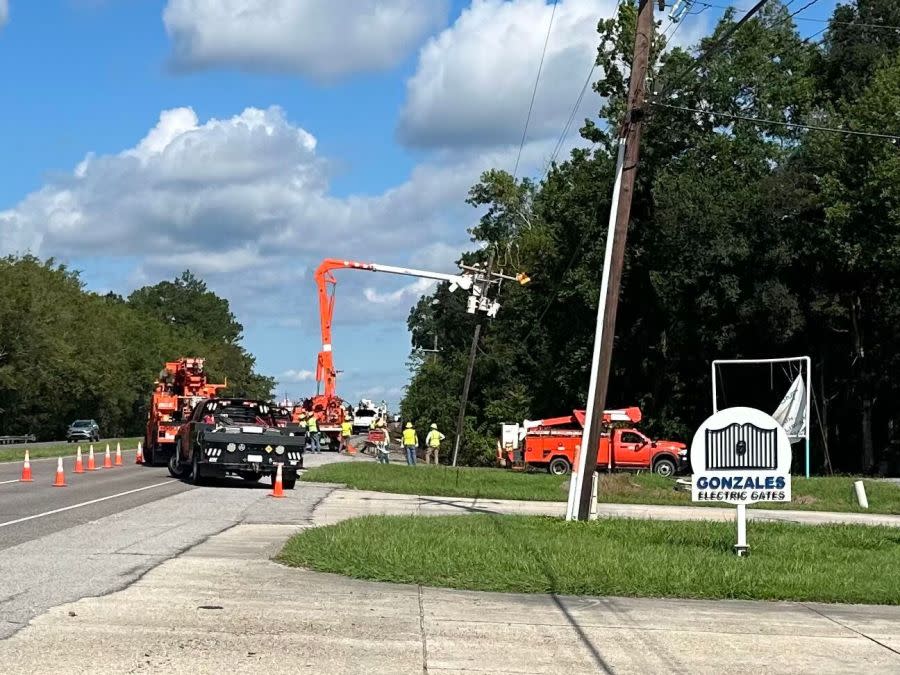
[270, 463, 285, 498]
[53, 457, 67, 487]
[135, 442, 144, 465]
[87, 445, 98, 471]
[74, 446, 85, 474]
[347, 442, 357, 455]
[103, 444, 113, 469]
[20, 450, 33, 482]
[115, 442, 123, 466]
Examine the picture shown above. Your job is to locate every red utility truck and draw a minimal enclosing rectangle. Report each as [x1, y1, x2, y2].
[497, 407, 687, 476]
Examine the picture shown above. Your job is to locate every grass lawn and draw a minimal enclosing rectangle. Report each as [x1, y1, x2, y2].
[0, 438, 142, 464]
[278, 514, 900, 604]
[300, 462, 900, 515]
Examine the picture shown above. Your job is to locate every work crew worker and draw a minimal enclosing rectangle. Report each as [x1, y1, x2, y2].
[340, 419, 352, 453]
[425, 423, 446, 465]
[402, 422, 418, 466]
[306, 412, 321, 453]
[375, 419, 390, 464]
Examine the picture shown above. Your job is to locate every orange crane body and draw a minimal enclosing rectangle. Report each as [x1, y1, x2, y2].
[144, 357, 226, 465]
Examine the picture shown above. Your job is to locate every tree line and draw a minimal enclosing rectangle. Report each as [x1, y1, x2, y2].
[401, 0, 900, 473]
[0, 259, 274, 439]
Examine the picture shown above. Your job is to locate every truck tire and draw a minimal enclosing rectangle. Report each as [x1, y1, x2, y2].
[190, 452, 207, 486]
[654, 458, 676, 477]
[239, 471, 263, 483]
[168, 452, 187, 479]
[283, 475, 297, 490]
[548, 457, 571, 476]
[144, 443, 156, 466]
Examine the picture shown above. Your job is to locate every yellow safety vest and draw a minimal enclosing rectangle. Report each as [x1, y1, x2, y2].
[307, 416, 318, 432]
[341, 421, 352, 437]
[402, 428, 417, 446]
[427, 430, 442, 447]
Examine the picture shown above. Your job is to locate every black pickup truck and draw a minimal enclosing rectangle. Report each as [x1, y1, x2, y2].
[169, 398, 306, 488]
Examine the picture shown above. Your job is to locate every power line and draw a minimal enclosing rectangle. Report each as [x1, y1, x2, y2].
[685, 1, 900, 30]
[542, 61, 596, 181]
[513, 0, 559, 179]
[649, 101, 900, 140]
[652, 0, 772, 101]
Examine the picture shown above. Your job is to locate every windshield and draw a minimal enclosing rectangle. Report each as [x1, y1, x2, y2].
[355, 408, 376, 417]
[72, 420, 92, 427]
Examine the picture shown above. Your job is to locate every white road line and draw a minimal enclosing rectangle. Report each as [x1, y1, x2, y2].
[0, 479, 21, 485]
[0, 481, 177, 529]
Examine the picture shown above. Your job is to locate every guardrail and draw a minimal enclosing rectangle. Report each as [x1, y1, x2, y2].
[0, 434, 37, 445]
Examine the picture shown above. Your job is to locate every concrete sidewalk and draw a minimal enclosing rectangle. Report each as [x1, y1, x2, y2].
[0, 486, 897, 673]
[309, 484, 900, 527]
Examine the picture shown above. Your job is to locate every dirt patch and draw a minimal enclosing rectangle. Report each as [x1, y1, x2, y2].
[794, 495, 819, 506]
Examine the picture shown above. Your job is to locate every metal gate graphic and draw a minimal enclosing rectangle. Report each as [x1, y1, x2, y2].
[705, 423, 778, 471]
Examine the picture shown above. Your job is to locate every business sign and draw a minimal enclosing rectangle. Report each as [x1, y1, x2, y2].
[690, 407, 791, 504]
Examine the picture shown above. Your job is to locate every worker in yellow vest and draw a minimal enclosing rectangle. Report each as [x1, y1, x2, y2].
[402, 422, 419, 466]
[425, 423, 446, 465]
[306, 412, 321, 453]
[340, 418, 353, 453]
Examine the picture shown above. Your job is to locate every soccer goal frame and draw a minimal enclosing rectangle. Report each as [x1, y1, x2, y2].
[712, 356, 812, 478]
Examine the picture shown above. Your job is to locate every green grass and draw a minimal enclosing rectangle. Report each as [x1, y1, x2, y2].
[0, 437, 142, 463]
[302, 461, 568, 501]
[300, 462, 900, 514]
[278, 514, 900, 604]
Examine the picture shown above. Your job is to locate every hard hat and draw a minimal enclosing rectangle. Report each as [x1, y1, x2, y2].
[405, 422, 413, 428]
[430, 423, 437, 429]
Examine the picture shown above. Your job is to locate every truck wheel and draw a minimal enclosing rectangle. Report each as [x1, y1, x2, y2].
[168, 452, 187, 479]
[143, 444, 155, 466]
[654, 458, 676, 477]
[190, 452, 207, 486]
[548, 457, 571, 476]
[283, 475, 297, 490]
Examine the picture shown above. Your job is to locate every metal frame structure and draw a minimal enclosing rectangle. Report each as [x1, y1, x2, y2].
[711, 356, 812, 478]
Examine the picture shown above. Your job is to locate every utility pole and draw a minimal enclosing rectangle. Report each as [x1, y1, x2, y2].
[568, 0, 654, 521]
[451, 250, 496, 467]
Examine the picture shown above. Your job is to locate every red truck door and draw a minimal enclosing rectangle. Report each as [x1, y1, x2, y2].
[613, 429, 652, 468]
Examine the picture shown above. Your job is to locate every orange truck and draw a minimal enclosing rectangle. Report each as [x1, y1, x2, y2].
[143, 358, 226, 466]
[497, 407, 687, 477]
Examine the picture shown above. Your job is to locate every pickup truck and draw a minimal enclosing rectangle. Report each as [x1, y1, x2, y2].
[169, 398, 307, 488]
[498, 408, 687, 477]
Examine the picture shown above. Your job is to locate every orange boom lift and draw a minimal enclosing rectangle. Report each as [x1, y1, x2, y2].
[301, 258, 493, 449]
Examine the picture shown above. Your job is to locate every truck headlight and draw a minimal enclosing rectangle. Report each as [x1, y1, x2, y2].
[226, 443, 236, 453]
[275, 445, 285, 455]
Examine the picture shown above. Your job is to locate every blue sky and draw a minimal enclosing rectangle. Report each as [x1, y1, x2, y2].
[0, 0, 839, 408]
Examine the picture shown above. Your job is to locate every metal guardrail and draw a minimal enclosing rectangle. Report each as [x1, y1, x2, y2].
[0, 434, 37, 445]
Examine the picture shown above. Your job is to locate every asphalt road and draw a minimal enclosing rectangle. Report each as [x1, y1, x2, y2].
[0, 450, 188, 550]
[0, 445, 353, 640]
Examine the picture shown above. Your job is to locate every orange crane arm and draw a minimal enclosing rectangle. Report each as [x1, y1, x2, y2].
[312, 258, 475, 400]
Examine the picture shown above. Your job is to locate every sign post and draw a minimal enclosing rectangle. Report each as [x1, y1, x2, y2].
[690, 406, 792, 556]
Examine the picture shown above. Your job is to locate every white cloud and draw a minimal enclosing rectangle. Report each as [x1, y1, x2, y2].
[278, 369, 315, 383]
[398, 0, 616, 149]
[0, 106, 570, 334]
[0, 1, 8, 27]
[163, 0, 449, 80]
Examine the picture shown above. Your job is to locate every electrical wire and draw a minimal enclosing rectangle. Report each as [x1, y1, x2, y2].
[513, 0, 559, 179]
[649, 101, 900, 140]
[685, 1, 900, 30]
[652, 0, 772, 102]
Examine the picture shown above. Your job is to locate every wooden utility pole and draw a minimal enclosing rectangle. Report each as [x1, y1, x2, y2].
[451, 251, 495, 467]
[573, 0, 654, 520]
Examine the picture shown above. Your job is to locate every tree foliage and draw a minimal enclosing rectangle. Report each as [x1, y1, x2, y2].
[402, 0, 900, 473]
[0, 258, 273, 439]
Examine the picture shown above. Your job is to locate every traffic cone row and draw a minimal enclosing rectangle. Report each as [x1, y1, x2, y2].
[16, 442, 141, 485]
